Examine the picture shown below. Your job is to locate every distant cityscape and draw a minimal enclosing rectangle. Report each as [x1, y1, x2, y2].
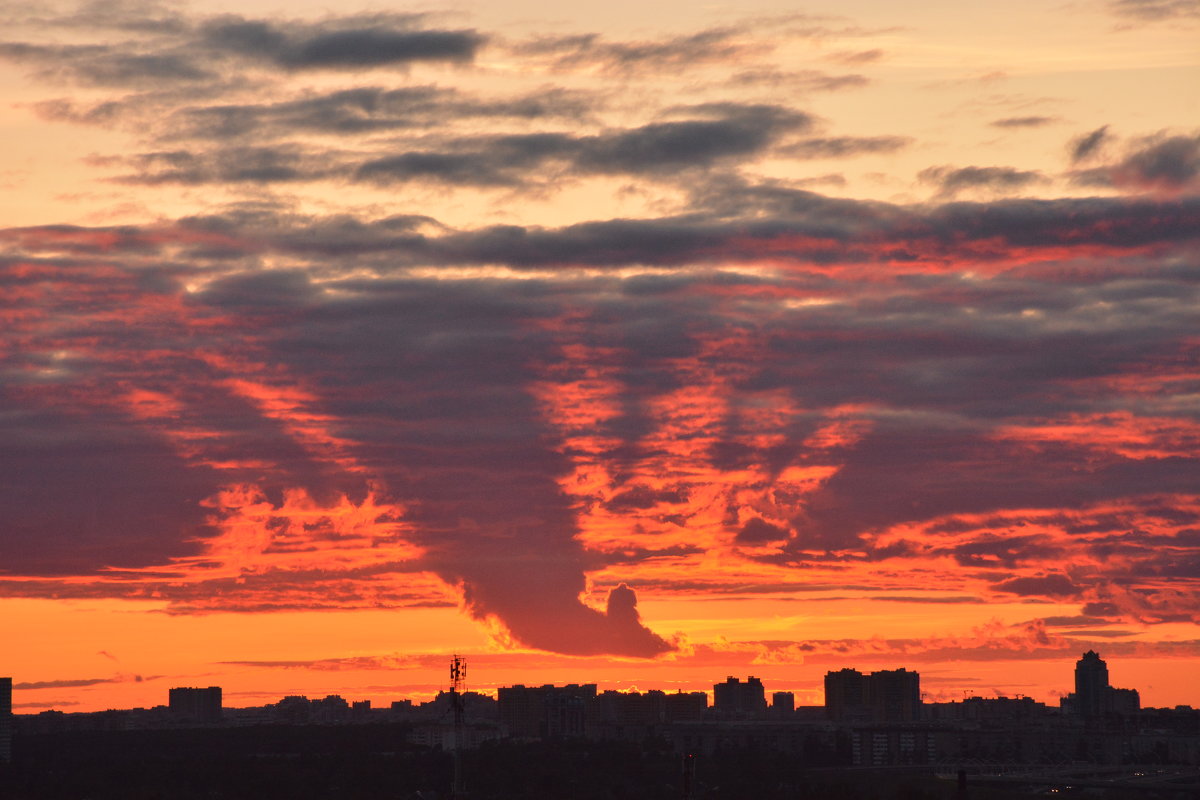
[3, 650, 1198, 772]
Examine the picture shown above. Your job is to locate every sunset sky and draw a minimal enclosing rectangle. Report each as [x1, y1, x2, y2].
[1, 0, 1198, 714]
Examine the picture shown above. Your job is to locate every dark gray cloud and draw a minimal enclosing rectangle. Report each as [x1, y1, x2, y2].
[110, 145, 341, 185]
[918, 165, 1047, 197]
[0, 41, 213, 87]
[780, 135, 910, 158]
[737, 517, 791, 544]
[200, 15, 484, 70]
[158, 189, 1199, 270]
[161, 86, 596, 141]
[990, 116, 1059, 128]
[14, 676, 137, 690]
[1070, 132, 1200, 194]
[512, 27, 753, 73]
[96, 103, 809, 188]
[1071, 125, 1111, 163]
[991, 575, 1082, 598]
[355, 104, 811, 187]
[0, 11, 484, 89]
[727, 69, 870, 91]
[1110, 133, 1200, 193]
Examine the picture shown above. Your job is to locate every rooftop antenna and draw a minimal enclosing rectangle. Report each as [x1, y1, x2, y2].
[450, 654, 466, 799]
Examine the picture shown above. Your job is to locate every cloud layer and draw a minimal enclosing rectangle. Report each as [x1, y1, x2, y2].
[0, 1, 1198, 665]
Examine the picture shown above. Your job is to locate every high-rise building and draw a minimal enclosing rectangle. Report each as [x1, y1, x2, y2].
[713, 676, 767, 718]
[497, 684, 596, 738]
[825, 668, 921, 722]
[824, 668, 866, 721]
[1, 677, 11, 764]
[1075, 650, 1110, 718]
[771, 691, 795, 714]
[168, 686, 222, 723]
[866, 668, 921, 723]
[1067, 651, 1140, 718]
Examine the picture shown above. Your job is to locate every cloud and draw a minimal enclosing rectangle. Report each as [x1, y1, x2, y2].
[1069, 132, 1200, 196]
[918, 165, 1047, 197]
[990, 116, 1059, 128]
[991, 574, 1082, 598]
[826, 49, 884, 65]
[14, 675, 148, 690]
[727, 69, 870, 91]
[154, 86, 596, 141]
[737, 517, 791, 544]
[1108, 0, 1200, 21]
[220, 655, 421, 671]
[0, 11, 484, 90]
[0, 41, 214, 87]
[779, 136, 910, 159]
[0, 2, 1198, 661]
[3, 195, 1199, 652]
[355, 104, 811, 187]
[1070, 125, 1111, 163]
[1109, 133, 1200, 194]
[199, 15, 484, 70]
[511, 28, 756, 73]
[92, 103, 809, 188]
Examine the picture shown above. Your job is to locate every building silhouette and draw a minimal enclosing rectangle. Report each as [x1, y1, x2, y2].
[713, 676, 767, 718]
[168, 686, 222, 723]
[771, 691, 795, 714]
[1, 677, 10, 764]
[824, 668, 865, 721]
[825, 668, 920, 722]
[497, 684, 596, 738]
[1075, 650, 1109, 717]
[1064, 650, 1140, 718]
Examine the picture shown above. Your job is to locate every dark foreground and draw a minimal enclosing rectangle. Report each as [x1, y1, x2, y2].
[3, 725, 1195, 799]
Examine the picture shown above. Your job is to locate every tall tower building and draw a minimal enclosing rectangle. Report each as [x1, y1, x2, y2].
[1075, 650, 1110, 717]
[1, 677, 12, 764]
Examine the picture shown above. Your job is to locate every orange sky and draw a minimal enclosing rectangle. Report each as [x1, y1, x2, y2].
[1, 0, 1198, 714]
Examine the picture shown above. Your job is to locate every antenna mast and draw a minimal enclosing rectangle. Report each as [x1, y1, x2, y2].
[450, 654, 466, 799]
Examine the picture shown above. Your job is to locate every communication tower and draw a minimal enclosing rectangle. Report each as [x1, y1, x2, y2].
[450, 654, 466, 799]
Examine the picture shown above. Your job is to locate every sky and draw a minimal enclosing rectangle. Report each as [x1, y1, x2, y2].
[0, 0, 1198, 714]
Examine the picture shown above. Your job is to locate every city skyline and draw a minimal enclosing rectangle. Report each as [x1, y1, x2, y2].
[1, 0, 1199, 715]
[2, 648, 1182, 715]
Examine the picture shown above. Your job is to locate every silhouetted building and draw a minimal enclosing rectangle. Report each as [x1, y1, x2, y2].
[925, 695, 1048, 723]
[825, 668, 866, 721]
[771, 691, 795, 714]
[867, 668, 921, 722]
[1, 677, 11, 764]
[663, 690, 707, 722]
[713, 676, 767, 718]
[1075, 650, 1109, 717]
[497, 684, 596, 738]
[273, 695, 313, 724]
[168, 686, 222, 723]
[1066, 651, 1140, 718]
[825, 668, 921, 722]
[1110, 686, 1140, 714]
[565, 689, 709, 742]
